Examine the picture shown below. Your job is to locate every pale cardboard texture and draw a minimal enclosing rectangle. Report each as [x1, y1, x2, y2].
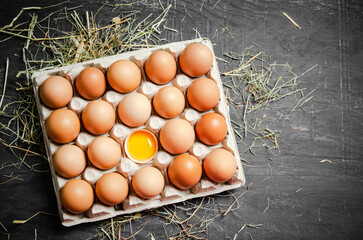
[32, 38, 245, 227]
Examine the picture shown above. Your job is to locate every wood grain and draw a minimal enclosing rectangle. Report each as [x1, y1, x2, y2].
[0, 0, 362, 239]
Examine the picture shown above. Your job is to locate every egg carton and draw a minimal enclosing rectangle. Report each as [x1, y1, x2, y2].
[32, 38, 246, 227]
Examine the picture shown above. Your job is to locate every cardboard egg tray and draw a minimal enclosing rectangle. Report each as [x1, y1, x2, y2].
[32, 38, 246, 227]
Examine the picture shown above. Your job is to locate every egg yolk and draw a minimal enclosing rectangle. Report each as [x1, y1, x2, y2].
[127, 130, 157, 162]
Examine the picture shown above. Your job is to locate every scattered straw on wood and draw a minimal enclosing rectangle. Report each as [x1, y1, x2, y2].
[282, 12, 302, 30]
[13, 211, 58, 224]
[0, 3, 317, 239]
[0, 2, 174, 172]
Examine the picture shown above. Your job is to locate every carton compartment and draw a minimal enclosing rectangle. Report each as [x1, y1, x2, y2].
[32, 38, 246, 227]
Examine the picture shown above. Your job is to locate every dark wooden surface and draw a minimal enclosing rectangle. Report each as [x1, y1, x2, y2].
[1, 0, 362, 239]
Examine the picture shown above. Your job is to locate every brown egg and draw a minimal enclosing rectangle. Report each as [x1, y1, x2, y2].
[168, 154, 202, 189]
[75, 67, 106, 100]
[87, 136, 121, 170]
[187, 78, 220, 111]
[107, 59, 141, 93]
[45, 109, 80, 144]
[60, 179, 94, 214]
[39, 76, 73, 108]
[52, 144, 86, 178]
[95, 172, 129, 205]
[145, 50, 177, 84]
[82, 100, 116, 135]
[179, 43, 213, 77]
[117, 93, 151, 127]
[159, 118, 195, 155]
[153, 86, 185, 118]
[132, 166, 164, 199]
[203, 148, 237, 182]
[195, 113, 227, 145]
